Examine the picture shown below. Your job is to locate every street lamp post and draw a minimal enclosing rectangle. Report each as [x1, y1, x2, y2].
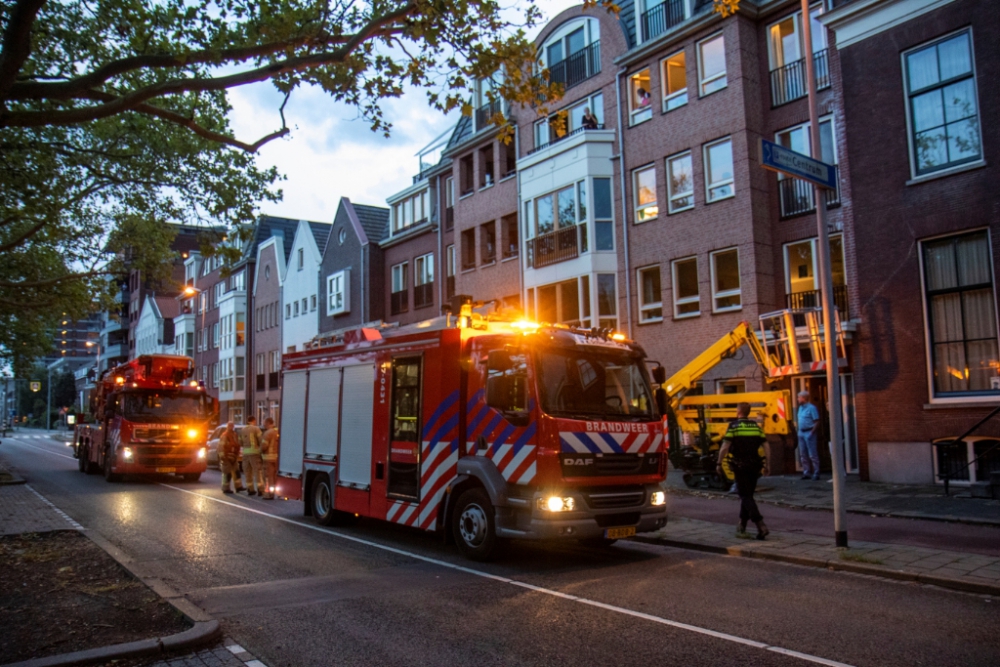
[46, 364, 52, 431]
[801, 0, 848, 548]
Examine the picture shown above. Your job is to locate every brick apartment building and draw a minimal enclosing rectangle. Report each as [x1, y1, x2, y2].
[823, 0, 999, 483]
[376, 0, 862, 477]
[252, 236, 284, 426]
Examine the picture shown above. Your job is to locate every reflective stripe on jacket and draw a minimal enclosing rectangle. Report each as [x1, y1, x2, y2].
[240, 425, 262, 455]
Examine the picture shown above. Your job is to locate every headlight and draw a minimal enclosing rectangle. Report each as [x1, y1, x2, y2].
[122, 447, 133, 460]
[650, 490, 666, 506]
[537, 496, 576, 512]
[197, 447, 206, 459]
[186, 428, 200, 440]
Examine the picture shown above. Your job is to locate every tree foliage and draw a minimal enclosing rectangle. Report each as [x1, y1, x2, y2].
[0, 0, 559, 373]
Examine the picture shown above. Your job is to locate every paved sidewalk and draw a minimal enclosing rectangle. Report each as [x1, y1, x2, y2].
[639, 516, 1000, 596]
[0, 483, 83, 534]
[145, 640, 266, 667]
[666, 470, 1000, 525]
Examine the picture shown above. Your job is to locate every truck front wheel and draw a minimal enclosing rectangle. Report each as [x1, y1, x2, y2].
[452, 488, 500, 561]
[103, 449, 122, 483]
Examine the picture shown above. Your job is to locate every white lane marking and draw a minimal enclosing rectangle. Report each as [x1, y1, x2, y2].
[26, 484, 85, 530]
[161, 484, 854, 667]
[8, 439, 76, 460]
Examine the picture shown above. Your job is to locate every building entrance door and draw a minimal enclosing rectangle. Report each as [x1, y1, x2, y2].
[792, 375, 858, 474]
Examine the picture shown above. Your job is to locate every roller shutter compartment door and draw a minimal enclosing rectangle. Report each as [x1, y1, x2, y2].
[278, 370, 308, 476]
[338, 363, 376, 488]
[306, 367, 342, 459]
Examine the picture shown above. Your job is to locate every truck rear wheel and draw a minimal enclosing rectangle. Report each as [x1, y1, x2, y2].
[103, 449, 122, 483]
[78, 445, 88, 473]
[311, 476, 337, 526]
[452, 488, 500, 561]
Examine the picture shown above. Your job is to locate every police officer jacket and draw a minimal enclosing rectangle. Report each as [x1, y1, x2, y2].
[723, 418, 766, 465]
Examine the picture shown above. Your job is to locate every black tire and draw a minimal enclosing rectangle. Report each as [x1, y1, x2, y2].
[311, 475, 337, 526]
[103, 448, 122, 483]
[181, 473, 201, 482]
[452, 488, 500, 561]
[578, 537, 619, 548]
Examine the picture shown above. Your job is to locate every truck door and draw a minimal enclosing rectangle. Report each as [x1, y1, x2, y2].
[338, 363, 375, 490]
[279, 370, 307, 478]
[387, 356, 422, 499]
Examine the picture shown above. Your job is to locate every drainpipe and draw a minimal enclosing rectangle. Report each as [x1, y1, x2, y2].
[615, 66, 634, 338]
[360, 240, 366, 324]
[437, 175, 444, 311]
[514, 125, 523, 306]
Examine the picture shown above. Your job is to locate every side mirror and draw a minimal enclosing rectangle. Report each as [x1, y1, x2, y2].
[486, 375, 511, 411]
[652, 365, 666, 385]
[487, 349, 512, 373]
[655, 388, 668, 417]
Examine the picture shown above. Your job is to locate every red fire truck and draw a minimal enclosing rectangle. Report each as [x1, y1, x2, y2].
[278, 302, 669, 560]
[74, 355, 216, 482]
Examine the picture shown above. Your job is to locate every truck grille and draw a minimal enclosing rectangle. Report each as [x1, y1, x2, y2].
[582, 489, 646, 510]
[133, 445, 195, 467]
[132, 428, 180, 443]
[593, 456, 644, 475]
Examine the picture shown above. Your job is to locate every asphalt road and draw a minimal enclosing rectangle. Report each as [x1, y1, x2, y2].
[3, 429, 997, 667]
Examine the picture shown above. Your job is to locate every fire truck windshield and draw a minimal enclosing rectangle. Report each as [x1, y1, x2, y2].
[121, 391, 212, 422]
[536, 348, 655, 421]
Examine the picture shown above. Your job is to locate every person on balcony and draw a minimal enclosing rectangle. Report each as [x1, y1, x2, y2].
[581, 108, 599, 130]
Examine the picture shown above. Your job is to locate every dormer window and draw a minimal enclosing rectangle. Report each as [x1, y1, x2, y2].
[540, 18, 601, 90]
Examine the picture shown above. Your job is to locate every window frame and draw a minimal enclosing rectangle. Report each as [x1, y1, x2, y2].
[637, 265, 663, 324]
[697, 33, 727, 97]
[666, 150, 694, 214]
[628, 68, 653, 125]
[391, 262, 408, 294]
[660, 49, 688, 112]
[918, 228, 1000, 402]
[703, 136, 735, 203]
[710, 247, 742, 313]
[632, 164, 658, 223]
[901, 28, 984, 180]
[327, 269, 349, 316]
[671, 256, 701, 319]
[415, 253, 435, 286]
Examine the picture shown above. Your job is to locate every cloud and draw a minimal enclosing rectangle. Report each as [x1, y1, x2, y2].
[224, 0, 581, 222]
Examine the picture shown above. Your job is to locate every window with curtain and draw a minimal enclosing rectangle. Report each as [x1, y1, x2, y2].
[905, 30, 982, 176]
[922, 231, 999, 396]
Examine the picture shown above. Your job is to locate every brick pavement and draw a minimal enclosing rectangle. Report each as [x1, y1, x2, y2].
[641, 516, 1000, 595]
[146, 640, 265, 667]
[666, 470, 1000, 525]
[0, 483, 83, 535]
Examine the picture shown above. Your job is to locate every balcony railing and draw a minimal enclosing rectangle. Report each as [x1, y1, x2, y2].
[786, 285, 849, 321]
[548, 41, 600, 90]
[527, 124, 605, 156]
[475, 98, 503, 129]
[391, 290, 409, 315]
[531, 225, 583, 269]
[778, 175, 841, 218]
[414, 283, 434, 309]
[641, 0, 686, 42]
[770, 48, 830, 107]
[445, 206, 454, 231]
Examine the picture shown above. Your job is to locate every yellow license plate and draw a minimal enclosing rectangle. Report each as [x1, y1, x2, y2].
[605, 526, 636, 539]
[156, 467, 176, 473]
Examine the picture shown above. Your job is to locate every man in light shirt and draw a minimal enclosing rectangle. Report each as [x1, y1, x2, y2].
[796, 391, 821, 480]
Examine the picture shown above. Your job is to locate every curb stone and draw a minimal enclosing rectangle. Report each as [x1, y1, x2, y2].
[5, 527, 221, 667]
[633, 535, 1000, 597]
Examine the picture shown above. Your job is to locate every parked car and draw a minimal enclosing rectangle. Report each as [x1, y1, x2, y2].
[206, 424, 244, 468]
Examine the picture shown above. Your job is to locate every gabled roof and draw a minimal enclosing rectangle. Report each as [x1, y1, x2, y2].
[309, 222, 333, 252]
[445, 114, 473, 152]
[236, 215, 302, 267]
[253, 235, 286, 297]
[352, 203, 389, 244]
[152, 295, 180, 320]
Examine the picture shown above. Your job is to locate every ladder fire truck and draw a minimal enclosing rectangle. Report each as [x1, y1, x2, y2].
[666, 309, 847, 487]
[74, 355, 216, 482]
[277, 300, 669, 560]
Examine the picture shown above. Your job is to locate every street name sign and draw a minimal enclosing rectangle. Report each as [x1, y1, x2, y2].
[760, 138, 837, 190]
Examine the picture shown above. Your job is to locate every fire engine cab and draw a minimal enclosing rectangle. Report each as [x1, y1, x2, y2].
[278, 299, 669, 560]
[74, 355, 216, 482]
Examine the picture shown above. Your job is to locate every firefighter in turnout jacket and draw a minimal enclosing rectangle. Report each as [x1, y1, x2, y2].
[260, 417, 279, 500]
[240, 417, 264, 496]
[717, 402, 770, 540]
[220, 421, 244, 494]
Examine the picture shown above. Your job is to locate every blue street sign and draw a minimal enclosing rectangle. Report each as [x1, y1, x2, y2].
[760, 138, 837, 190]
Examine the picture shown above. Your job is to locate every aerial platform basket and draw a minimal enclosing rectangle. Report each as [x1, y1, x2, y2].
[758, 308, 848, 378]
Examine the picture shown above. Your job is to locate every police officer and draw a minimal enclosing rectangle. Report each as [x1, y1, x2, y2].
[717, 402, 770, 540]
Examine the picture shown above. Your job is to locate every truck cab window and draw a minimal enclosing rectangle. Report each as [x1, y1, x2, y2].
[536, 349, 653, 420]
[388, 357, 422, 500]
[486, 350, 529, 416]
